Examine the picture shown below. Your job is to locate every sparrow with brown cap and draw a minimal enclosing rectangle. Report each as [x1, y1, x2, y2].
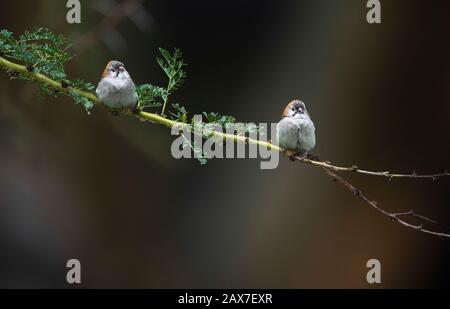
[96, 60, 138, 112]
[277, 100, 316, 158]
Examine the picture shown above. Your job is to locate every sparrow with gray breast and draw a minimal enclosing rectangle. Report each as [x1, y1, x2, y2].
[96, 60, 138, 111]
[277, 100, 316, 157]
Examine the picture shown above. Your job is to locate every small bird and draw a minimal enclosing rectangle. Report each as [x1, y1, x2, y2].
[277, 100, 316, 158]
[96, 60, 138, 111]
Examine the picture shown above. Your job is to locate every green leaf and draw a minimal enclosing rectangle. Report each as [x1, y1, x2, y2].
[67, 91, 94, 114]
[156, 47, 188, 115]
[0, 27, 72, 83]
[169, 103, 189, 122]
[180, 133, 208, 165]
[137, 83, 166, 109]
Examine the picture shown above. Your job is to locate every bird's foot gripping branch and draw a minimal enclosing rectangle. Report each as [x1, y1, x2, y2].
[1, 28, 449, 238]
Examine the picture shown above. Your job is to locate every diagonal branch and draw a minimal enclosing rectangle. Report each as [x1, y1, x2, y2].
[1, 54, 449, 238]
[321, 167, 450, 238]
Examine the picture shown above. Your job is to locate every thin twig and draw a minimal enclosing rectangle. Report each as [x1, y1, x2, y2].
[321, 167, 450, 238]
[288, 153, 450, 181]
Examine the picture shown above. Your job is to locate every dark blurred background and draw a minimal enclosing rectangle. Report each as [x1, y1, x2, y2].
[0, 0, 449, 288]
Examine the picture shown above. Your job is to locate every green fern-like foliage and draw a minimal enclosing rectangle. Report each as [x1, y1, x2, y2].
[0, 28, 260, 164]
[0, 28, 71, 79]
[137, 84, 165, 109]
[156, 47, 187, 115]
[0, 27, 96, 112]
